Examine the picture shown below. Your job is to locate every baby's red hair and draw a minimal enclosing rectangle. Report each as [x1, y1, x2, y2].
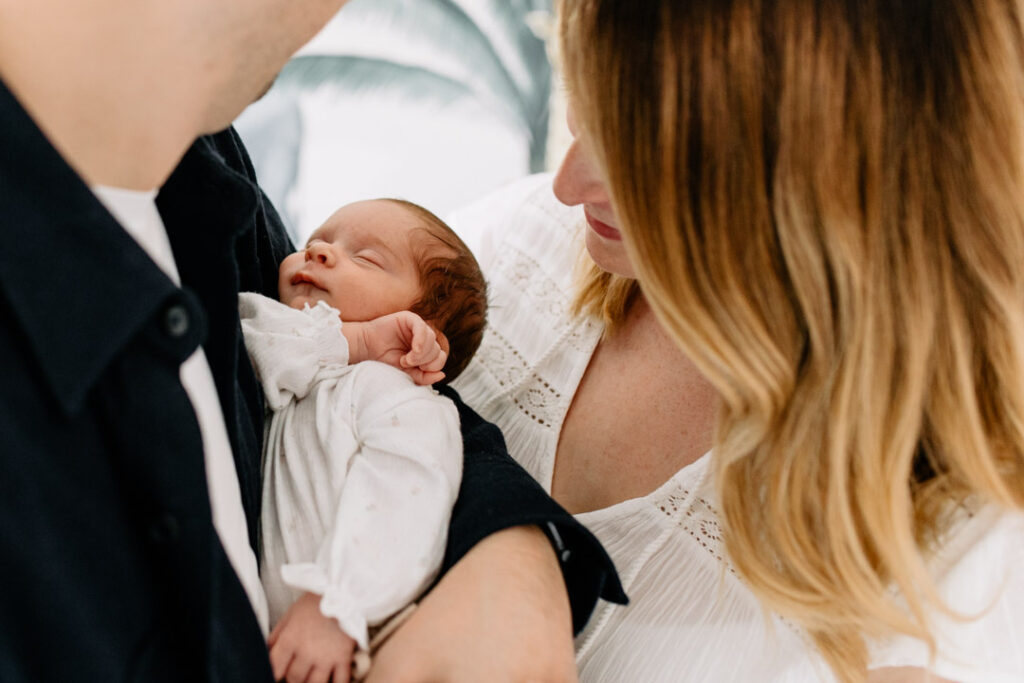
[385, 199, 487, 384]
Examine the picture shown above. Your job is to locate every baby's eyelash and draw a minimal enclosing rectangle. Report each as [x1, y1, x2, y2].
[355, 255, 382, 267]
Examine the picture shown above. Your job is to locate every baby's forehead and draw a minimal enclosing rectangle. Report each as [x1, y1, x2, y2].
[313, 199, 427, 242]
[322, 200, 456, 259]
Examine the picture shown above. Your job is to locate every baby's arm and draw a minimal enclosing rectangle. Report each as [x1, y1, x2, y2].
[241, 292, 446, 392]
[268, 592, 356, 683]
[341, 311, 448, 385]
[278, 364, 462, 653]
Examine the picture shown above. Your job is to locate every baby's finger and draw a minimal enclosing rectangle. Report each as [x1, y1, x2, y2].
[421, 349, 447, 373]
[410, 323, 436, 355]
[409, 369, 445, 385]
[268, 643, 293, 682]
[285, 655, 312, 683]
[305, 665, 332, 683]
[402, 342, 441, 368]
[267, 621, 283, 647]
[334, 661, 353, 683]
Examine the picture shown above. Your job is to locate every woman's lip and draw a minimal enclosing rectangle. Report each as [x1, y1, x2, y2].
[584, 211, 622, 241]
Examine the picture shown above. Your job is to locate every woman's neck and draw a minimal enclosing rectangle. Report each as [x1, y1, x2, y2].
[551, 295, 719, 514]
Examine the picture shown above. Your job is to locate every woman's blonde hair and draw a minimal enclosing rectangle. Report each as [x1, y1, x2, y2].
[570, 257, 637, 332]
[561, 0, 1024, 679]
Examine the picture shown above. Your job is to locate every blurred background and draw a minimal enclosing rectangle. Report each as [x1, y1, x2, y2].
[235, 0, 567, 244]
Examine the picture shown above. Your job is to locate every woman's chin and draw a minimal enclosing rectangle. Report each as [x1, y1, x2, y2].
[585, 228, 636, 278]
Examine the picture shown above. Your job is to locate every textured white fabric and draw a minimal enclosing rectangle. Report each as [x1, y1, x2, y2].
[239, 293, 462, 650]
[93, 186, 269, 634]
[448, 173, 1024, 682]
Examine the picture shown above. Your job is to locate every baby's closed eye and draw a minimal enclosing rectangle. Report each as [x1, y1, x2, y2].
[353, 250, 385, 268]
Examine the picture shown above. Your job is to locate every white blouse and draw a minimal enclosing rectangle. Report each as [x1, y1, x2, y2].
[239, 293, 462, 650]
[448, 174, 1024, 682]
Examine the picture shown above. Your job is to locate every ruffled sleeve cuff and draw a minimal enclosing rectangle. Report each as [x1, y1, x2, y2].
[279, 562, 371, 651]
[238, 293, 350, 409]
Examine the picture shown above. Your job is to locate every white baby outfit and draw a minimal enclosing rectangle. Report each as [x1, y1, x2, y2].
[239, 292, 462, 650]
[448, 174, 1024, 682]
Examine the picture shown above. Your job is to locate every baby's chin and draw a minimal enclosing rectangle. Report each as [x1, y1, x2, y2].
[283, 293, 337, 311]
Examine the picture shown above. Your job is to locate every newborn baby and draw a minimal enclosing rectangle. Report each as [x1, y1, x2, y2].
[239, 198, 486, 682]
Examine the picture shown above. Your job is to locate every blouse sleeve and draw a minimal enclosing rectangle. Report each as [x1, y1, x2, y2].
[867, 506, 1024, 682]
[279, 363, 462, 650]
[447, 173, 556, 272]
[238, 292, 349, 410]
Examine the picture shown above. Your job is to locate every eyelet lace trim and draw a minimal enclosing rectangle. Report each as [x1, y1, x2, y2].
[656, 482, 809, 639]
[474, 241, 600, 428]
[493, 249, 573, 320]
[475, 329, 564, 428]
[475, 329, 531, 388]
[655, 484, 739, 577]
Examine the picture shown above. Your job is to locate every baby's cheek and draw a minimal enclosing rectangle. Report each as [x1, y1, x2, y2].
[277, 256, 301, 293]
[279, 251, 304, 275]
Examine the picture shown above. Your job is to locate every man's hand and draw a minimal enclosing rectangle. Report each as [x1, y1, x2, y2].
[342, 311, 449, 385]
[365, 526, 579, 683]
[268, 592, 358, 683]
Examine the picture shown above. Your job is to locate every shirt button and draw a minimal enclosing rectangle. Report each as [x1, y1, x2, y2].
[148, 513, 181, 545]
[164, 304, 190, 338]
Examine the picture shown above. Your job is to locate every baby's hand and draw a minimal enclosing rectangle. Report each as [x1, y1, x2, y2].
[268, 592, 357, 683]
[343, 311, 449, 385]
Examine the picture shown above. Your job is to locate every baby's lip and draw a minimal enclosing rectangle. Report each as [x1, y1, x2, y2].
[290, 271, 324, 290]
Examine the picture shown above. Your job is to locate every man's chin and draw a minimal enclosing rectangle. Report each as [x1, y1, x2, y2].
[198, 73, 281, 136]
[252, 74, 278, 104]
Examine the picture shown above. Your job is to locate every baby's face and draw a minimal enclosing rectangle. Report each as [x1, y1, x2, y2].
[278, 200, 423, 321]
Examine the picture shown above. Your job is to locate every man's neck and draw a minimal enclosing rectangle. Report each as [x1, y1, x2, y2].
[0, 3, 205, 189]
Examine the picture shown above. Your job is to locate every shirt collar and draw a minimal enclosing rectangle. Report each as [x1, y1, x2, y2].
[0, 78, 178, 414]
[158, 130, 261, 252]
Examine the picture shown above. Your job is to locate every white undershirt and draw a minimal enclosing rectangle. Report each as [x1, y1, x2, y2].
[93, 185, 270, 635]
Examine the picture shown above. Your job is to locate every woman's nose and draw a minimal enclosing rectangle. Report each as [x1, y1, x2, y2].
[552, 138, 612, 208]
[305, 242, 336, 266]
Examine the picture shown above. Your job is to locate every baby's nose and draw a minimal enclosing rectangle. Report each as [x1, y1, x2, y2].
[306, 242, 335, 266]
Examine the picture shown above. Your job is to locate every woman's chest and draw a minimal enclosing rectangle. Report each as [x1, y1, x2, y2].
[551, 307, 718, 513]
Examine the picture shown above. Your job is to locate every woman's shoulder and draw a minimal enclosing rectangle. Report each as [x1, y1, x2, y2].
[931, 502, 1023, 580]
[448, 173, 574, 229]
[868, 504, 1024, 682]
[447, 173, 582, 272]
